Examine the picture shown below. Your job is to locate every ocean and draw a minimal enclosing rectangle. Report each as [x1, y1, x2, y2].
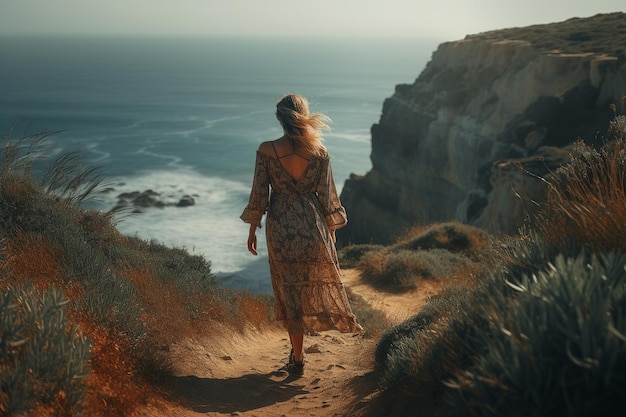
[0, 35, 434, 293]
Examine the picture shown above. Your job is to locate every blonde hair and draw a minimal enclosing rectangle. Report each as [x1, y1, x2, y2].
[276, 94, 330, 155]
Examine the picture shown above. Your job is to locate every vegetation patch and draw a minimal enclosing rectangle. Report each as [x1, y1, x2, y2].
[0, 286, 90, 416]
[0, 130, 275, 415]
[338, 244, 384, 269]
[356, 222, 490, 292]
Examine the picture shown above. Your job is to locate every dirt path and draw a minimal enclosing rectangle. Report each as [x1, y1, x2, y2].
[137, 269, 435, 417]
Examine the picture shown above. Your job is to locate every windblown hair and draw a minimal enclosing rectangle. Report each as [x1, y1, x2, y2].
[276, 94, 330, 155]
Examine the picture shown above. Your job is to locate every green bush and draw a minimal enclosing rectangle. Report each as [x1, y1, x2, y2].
[374, 310, 436, 384]
[445, 252, 626, 417]
[0, 286, 90, 415]
[338, 244, 384, 269]
[374, 285, 478, 392]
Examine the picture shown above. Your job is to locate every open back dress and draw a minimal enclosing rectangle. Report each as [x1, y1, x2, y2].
[240, 143, 362, 334]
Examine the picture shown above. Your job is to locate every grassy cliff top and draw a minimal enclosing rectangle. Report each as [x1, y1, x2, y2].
[466, 12, 626, 55]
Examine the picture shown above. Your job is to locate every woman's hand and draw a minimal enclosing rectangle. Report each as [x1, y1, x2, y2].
[247, 225, 258, 255]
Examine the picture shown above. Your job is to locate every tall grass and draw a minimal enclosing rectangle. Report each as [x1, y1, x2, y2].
[537, 115, 626, 253]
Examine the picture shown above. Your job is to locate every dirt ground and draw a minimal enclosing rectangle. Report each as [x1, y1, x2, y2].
[135, 269, 439, 417]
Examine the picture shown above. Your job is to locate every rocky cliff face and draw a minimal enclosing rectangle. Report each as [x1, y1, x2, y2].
[338, 13, 626, 245]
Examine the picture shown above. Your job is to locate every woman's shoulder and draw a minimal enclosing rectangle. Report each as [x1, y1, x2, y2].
[257, 141, 277, 158]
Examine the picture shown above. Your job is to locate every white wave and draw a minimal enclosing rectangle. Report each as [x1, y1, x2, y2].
[136, 147, 184, 167]
[98, 169, 261, 276]
[83, 142, 111, 163]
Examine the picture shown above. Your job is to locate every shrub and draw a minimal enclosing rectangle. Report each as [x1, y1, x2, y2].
[395, 222, 488, 257]
[357, 222, 490, 293]
[444, 252, 626, 417]
[359, 248, 476, 291]
[0, 286, 90, 416]
[338, 244, 384, 269]
[374, 285, 480, 392]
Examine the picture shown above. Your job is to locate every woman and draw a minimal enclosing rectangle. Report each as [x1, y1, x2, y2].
[240, 93, 362, 376]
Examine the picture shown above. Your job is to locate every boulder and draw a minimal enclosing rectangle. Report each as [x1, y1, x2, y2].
[113, 189, 196, 211]
[176, 195, 195, 207]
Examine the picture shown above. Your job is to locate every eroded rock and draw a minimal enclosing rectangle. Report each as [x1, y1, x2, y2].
[338, 13, 626, 244]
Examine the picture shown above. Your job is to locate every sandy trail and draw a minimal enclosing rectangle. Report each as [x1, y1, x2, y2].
[137, 269, 435, 417]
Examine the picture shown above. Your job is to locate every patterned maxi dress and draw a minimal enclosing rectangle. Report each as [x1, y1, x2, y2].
[240, 148, 362, 334]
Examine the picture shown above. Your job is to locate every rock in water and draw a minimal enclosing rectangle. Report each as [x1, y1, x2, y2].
[177, 195, 195, 207]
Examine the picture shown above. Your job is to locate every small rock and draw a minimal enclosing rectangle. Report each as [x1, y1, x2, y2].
[177, 194, 195, 207]
[134, 193, 159, 207]
[221, 355, 232, 361]
[117, 191, 141, 200]
[324, 335, 345, 344]
[305, 344, 322, 354]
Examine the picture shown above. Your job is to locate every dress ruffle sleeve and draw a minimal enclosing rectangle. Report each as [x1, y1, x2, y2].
[316, 157, 348, 231]
[240, 151, 269, 228]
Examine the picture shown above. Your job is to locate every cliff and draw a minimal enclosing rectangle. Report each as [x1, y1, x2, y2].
[338, 12, 626, 245]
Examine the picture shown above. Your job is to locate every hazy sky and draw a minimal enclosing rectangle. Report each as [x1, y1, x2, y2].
[1, 0, 623, 40]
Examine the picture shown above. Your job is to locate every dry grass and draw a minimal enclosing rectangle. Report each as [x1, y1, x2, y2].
[536, 117, 626, 253]
[236, 291, 274, 329]
[2, 231, 65, 289]
[73, 316, 150, 417]
[357, 222, 491, 292]
[119, 265, 196, 345]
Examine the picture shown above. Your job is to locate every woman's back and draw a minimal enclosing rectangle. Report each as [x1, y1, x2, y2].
[259, 137, 318, 183]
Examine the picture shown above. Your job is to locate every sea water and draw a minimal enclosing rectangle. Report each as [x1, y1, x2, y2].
[0, 35, 435, 293]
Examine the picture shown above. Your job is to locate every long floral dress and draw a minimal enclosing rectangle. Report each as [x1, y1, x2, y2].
[240, 148, 362, 334]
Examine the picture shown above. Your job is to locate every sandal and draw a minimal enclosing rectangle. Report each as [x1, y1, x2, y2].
[287, 359, 304, 376]
[287, 348, 305, 376]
